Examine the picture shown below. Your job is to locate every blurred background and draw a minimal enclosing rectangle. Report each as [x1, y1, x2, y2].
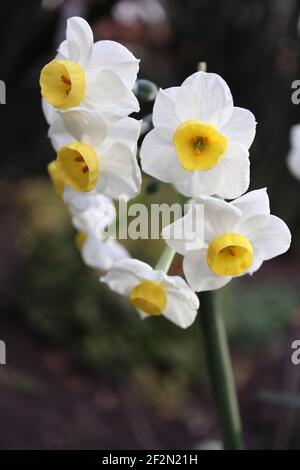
[1, 0, 300, 450]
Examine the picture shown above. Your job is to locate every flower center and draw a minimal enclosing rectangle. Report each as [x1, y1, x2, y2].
[47, 161, 64, 198]
[56, 142, 99, 192]
[129, 280, 167, 316]
[207, 233, 253, 276]
[173, 120, 228, 171]
[40, 59, 86, 110]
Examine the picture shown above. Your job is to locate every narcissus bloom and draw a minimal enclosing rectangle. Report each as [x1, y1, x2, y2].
[47, 108, 142, 199]
[162, 189, 291, 291]
[40, 16, 139, 118]
[101, 259, 199, 328]
[287, 124, 300, 180]
[47, 160, 118, 214]
[73, 202, 130, 271]
[141, 71, 256, 199]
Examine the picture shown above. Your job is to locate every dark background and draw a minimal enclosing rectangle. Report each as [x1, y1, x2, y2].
[1, 0, 300, 450]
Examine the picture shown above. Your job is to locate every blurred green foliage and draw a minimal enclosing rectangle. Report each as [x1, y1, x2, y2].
[229, 282, 299, 347]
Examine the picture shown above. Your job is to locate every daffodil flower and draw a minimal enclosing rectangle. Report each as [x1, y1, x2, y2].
[141, 71, 256, 199]
[101, 259, 199, 328]
[287, 124, 300, 180]
[73, 202, 130, 271]
[47, 160, 119, 213]
[40, 16, 139, 118]
[47, 108, 142, 200]
[162, 189, 291, 291]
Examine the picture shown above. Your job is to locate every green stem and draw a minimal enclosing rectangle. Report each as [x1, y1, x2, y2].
[155, 245, 176, 272]
[199, 290, 243, 450]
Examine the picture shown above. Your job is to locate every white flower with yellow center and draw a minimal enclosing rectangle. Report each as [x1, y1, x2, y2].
[287, 124, 300, 180]
[73, 201, 130, 271]
[47, 107, 142, 200]
[40, 16, 139, 118]
[101, 259, 199, 328]
[162, 189, 291, 291]
[140, 71, 256, 199]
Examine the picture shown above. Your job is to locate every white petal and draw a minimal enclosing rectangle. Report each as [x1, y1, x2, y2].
[247, 253, 264, 275]
[194, 196, 241, 242]
[88, 40, 139, 89]
[162, 203, 204, 255]
[72, 202, 116, 236]
[82, 237, 130, 271]
[231, 188, 270, 218]
[238, 214, 291, 261]
[290, 124, 300, 149]
[84, 68, 139, 116]
[61, 108, 108, 148]
[152, 87, 181, 129]
[161, 274, 199, 328]
[174, 164, 223, 198]
[174, 85, 203, 122]
[56, 39, 69, 60]
[179, 72, 234, 128]
[140, 127, 189, 183]
[98, 143, 141, 200]
[42, 99, 57, 125]
[100, 259, 155, 296]
[65, 17, 93, 67]
[63, 187, 113, 214]
[72, 208, 97, 234]
[287, 147, 300, 180]
[220, 107, 256, 148]
[48, 117, 73, 151]
[183, 250, 232, 292]
[215, 141, 250, 199]
[107, 116, 141, 152]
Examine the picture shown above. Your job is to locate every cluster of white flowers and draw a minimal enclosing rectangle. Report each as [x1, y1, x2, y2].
[42, 17, 291, 330]
[42, 17, 141, 271]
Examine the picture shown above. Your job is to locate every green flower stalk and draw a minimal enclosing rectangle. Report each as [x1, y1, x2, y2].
[155, 245, 176, 272]
[200, 291, 243, 450]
